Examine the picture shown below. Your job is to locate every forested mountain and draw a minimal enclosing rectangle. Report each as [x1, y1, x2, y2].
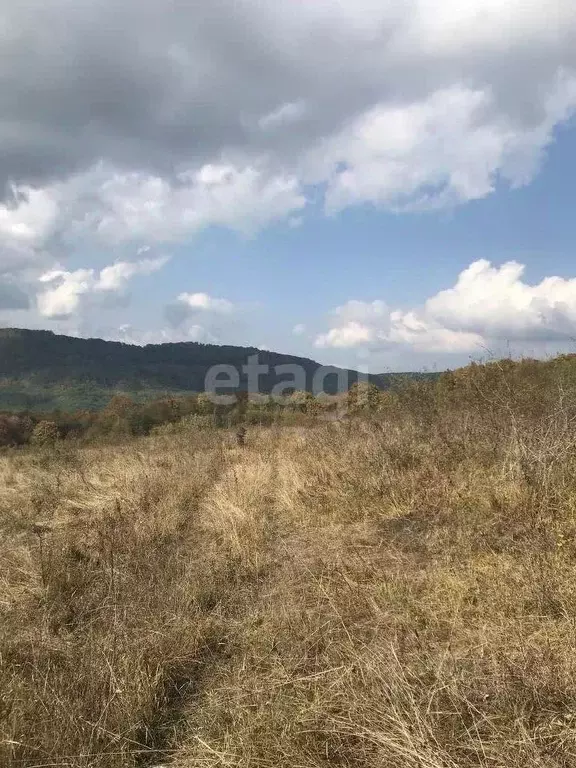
[0, 328, 437, 411]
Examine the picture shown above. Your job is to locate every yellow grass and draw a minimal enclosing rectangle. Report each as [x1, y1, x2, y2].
[3, 386, 576, 767]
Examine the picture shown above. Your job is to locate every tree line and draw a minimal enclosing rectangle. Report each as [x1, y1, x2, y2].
[3, 353, 576, 448]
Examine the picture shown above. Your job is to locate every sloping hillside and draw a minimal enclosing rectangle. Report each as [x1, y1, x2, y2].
[0, 328, 436, 410]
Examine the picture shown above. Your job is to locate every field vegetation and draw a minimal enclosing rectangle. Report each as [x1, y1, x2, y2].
[3, 356, 576, 766]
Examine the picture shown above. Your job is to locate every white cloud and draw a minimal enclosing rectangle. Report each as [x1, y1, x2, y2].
[0, 185, 61, 275]
[386, 312, 484, 353]
[36, 256, 167, 318]
[113, 322, 218, 346]
[0, 0, 575, 276]
[0, 162, 306, 283]
[426, 259, 576, 341]
[177, 292, 234, 314]
[292, 323, 306, 336]
[37, 268, 94, 318]
[311, 74, 576, 212]
[407, 0, 575, 54]
[92, 163, 306, 243]
[0, 185, 59, 247]
[95, 256, 169, 292]
[185, 324, 218, 343]
[2, 1, 576, 344]
[316, 321, 375, 349]
[316, 259, 576, 355]
[163, 290, 238, 344]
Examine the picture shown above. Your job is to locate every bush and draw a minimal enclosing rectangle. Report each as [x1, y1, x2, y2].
[30, 420, 60, 446]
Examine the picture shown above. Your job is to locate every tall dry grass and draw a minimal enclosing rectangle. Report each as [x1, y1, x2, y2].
[3, 366, 576, 766]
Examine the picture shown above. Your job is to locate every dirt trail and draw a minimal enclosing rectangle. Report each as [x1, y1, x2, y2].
[136, 430, 286, 767]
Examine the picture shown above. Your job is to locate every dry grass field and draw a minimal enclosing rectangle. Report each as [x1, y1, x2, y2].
[3, 364, 576, 767]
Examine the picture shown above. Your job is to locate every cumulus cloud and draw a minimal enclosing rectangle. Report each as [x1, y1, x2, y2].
[164, 290, 238, 345]
[426, 259, 576, 341]
[36, 256, 167, 318]
[177, 292, 234, 314]
[95, 256, 169, 292]
[316, 260, 576, 355]
[2, 0, 575, 186]
[37, 269, 94, 319]
[316, 322, 375, 349]
[315, 299, 483, 354]
[0, 163, 305, 279]
[1, 1, 576, 341]
[90, 164, 305, 244]
[314, 74, 576, 211]
[0, 185, 61, 275]
[0, 186, 59, 248]
[0, 0, 574, 263]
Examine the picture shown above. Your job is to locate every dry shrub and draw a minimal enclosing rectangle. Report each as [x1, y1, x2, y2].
[4, 362, 576, 766]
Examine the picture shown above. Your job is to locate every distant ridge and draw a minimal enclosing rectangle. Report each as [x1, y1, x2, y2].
[0, 328, 438, 411]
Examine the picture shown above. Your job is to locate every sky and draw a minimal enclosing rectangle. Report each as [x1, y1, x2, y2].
[2, 0, 576, 373]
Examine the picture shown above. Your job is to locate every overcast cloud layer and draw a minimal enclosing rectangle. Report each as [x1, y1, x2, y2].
[1, 0, 576, 358]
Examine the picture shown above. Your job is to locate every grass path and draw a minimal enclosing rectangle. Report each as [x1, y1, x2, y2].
[4, 417, 576, 766]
